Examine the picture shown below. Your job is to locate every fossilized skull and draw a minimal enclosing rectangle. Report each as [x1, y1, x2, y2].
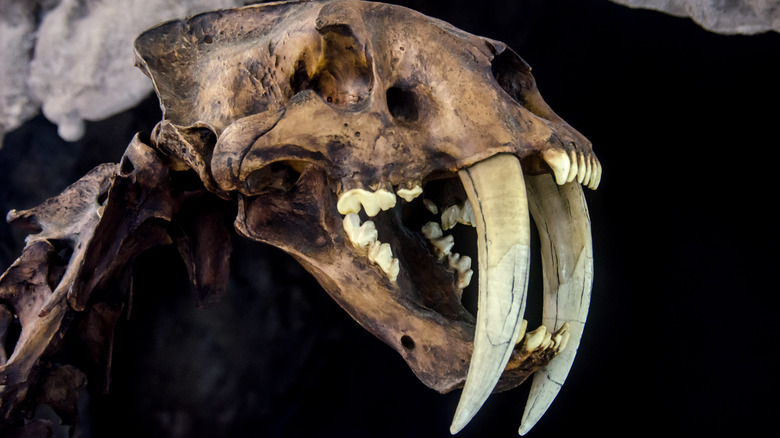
[0, 0, 600, 434]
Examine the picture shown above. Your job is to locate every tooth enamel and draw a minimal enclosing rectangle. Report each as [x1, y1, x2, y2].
[367, 241, 398, 281]
[451, 154, 531, 434]
[432, 235, 454, 259]
[423, 198, 438, 214]
[541, 149, 570, 186]
[577, 153, 586, 184]
[397, 185, 423, 202]
[519, 173, 594, 436]
[337, 188, 397, 216]
[515, 319, 529, 345]
[457, 269, 473, 289]
[356, 221, 378, 248]
[421, 222, 443, 240]
[441, 205, 459, 230]
[441, 201, 476, 230]
[524, 326, 547, 351]
[343, 213, 362, 244]
[566, 151, 578, 183]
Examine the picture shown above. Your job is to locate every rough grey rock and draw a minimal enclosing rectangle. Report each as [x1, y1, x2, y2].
[610, 0, 780, 34]
[1, 0, 243, 144]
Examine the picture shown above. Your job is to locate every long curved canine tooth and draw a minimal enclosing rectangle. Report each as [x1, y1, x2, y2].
[337, 188, 397, 216]
[451, 154, 531, 434]
[541, 149, 570, 186]
[519, 173, 594, 435]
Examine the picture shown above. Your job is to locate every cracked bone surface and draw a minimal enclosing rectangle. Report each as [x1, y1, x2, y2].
[0, 0, 600, 434]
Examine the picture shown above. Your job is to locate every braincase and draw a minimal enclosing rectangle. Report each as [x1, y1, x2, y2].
[134, 2, 322, 132]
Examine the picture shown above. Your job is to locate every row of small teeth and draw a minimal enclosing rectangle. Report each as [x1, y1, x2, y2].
[338, 186, 423, 282]
[343, 213, 400, 281]
[542, 149, 602, 189]
[422, 218, 473, 290]
[515, 322, 570, 355]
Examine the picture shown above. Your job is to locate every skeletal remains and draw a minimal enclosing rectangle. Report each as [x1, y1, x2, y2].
[0, 0, 600, 435]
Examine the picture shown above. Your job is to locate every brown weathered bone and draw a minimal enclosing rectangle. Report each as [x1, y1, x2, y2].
[0, 0, 599, 435]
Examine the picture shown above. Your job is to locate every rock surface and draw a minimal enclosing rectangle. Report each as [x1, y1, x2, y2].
[610, 0, 780, 34]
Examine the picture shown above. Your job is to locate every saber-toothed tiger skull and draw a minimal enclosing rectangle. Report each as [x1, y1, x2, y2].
[0, 0, 600, 434]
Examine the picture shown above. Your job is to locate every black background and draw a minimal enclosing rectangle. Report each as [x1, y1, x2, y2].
[1, 0, 779, 436]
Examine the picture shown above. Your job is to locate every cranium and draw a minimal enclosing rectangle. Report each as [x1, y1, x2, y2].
[0, 0, 600, 434]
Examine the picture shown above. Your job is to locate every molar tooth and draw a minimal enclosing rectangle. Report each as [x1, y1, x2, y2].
[441, 204, 459, 230]
[460, 200, 475, 227]
[541, 149, 570, 185]
[432, 235, 454, 259]
[423, 198, 438, 215]
[343, 213, 362, 244]
[356, 221, 378, 248]
[337, 188, 397, 217]
[397, 184, 423, 202]
[367, 241, 399, 281]
[457, 269, 473, 289]
[422, 222, 443, 240]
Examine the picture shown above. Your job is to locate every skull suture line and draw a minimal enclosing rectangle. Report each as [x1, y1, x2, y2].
[0, 0, 600, 434]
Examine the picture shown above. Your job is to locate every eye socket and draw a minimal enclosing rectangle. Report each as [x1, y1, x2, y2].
[490, 48, 534, 107]
[386, 86, 419, 122]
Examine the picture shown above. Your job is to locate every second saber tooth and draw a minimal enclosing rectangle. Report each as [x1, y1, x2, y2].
[450, 153, 531, 434]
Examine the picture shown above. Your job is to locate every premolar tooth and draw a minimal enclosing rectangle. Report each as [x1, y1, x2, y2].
[423, 198, 439, 215]
[541, 149, 570, 185]
[343, 213, 362, 244]
[421, 222, 443, 240]
[441, 201, 476, 230]
[337, 188, 397, 216]
[367, 241, 399, 281]
[397, 185, 423, 202]
[457, 270, 473, 289]
[432, 235, 454, 259]
[356, 221, 378, 248]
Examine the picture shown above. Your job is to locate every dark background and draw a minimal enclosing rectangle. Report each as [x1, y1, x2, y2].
[1, 0, 779, 436]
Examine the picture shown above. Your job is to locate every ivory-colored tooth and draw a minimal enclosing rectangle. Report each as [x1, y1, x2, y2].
[397, 185, 423, 202]
[421, 222, 443, 240]
[343, 213, 362, 244]
[451, 154, 531, 434]
[524, 326, 547, 351]
[576, 153, 587, 184]
[457, 269, 473, 289]
[441, 204, 459, 230]
[337, 188, 397, 216]
[356, 221, 378, 248]
[515, 319, 529, 345]
[566, 150, 578, 183]
[584, 155, 593, 185]
[520, 173, 594, 436]
[539, 331, 553, 350]
[433, 235, 454, 259]
[461, 200, 475, 227]
[368, 241, 393, 267]
[423, 198, 438, 214]
[541, 149, 570, 185]
[387, 258, 400, 282]
[555, 324, 571, 352]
